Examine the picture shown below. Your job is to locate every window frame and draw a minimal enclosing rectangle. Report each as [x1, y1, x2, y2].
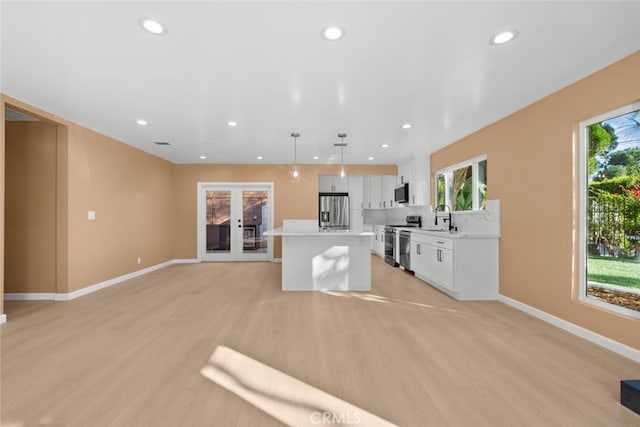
[578, 100, 640, 319]
[434, 154, 487, 213]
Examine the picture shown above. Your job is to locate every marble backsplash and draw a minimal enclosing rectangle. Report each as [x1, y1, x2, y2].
[363, 199, 500, 236]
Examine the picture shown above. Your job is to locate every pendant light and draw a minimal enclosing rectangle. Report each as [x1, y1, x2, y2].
[291, 132, 300, 181]
[334, 133, 347, 179]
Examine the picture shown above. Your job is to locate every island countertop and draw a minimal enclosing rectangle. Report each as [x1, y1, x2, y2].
[264, 227, 374, 237]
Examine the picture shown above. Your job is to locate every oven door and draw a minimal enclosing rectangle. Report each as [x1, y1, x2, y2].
[384, 227, 397, 267]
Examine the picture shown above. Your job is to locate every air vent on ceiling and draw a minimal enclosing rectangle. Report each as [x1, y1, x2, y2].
[153, 141, 172, 146]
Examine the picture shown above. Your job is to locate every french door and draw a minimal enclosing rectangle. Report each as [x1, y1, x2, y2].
[197, 183, 273, 261]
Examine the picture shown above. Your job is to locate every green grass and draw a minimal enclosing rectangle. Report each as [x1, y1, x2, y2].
[587, 256, 640, 289]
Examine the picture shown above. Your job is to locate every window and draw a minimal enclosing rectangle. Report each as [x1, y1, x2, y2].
[580, 102, 640, 317]
[435, 156, 487, 212]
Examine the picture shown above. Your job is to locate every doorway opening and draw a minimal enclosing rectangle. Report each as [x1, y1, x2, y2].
[3, 103, 68, 315]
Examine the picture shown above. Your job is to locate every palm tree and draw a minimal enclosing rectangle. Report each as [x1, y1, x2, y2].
[614, 110, 640, 147]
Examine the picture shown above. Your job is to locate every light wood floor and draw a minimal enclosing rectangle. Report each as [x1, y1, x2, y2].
[2, 256, 639, 426]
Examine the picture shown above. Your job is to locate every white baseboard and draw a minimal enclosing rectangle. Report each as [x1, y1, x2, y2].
[59, 260, 176, 301]
[498, 294, 640, 363]
[0, 314, 6, 325]
[5, 293, 56, 301]
[174, 258, 200, 264]
[271, 258, 282, 264]
[4, 259, 179, 302]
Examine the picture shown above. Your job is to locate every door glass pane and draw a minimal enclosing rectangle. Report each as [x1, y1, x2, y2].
[477, 159, 487, 210]
[243, 190, 268, 253]
[206, 191, 231, 253]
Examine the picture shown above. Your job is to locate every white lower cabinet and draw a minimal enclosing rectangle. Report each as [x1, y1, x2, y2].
[371, 225, 385, 257]
[410, 231, 498, 300]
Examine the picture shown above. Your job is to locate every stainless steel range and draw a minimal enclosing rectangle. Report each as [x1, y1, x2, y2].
[384, 215, 421, 267]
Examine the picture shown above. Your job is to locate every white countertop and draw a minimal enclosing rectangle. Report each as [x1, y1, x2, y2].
[365, 224, 499, 239]
[264, 227, 374, 237]
[399, 227, 499, 239]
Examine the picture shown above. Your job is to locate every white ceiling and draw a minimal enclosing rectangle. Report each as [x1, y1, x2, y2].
[2, 1, 640, 165]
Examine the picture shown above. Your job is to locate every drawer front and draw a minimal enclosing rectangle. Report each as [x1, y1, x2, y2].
[410, 232, 453, 250]
[429, 237, 453, 250]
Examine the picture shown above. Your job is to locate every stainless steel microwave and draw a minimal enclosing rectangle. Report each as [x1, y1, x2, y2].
[394, 183, 409, 204]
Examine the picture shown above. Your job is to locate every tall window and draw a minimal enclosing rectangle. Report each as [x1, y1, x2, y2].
[581, 102, 640, 317]
[435, 156, 487, 212]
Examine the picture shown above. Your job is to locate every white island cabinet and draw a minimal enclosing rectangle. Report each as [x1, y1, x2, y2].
[264, 220, 373, 291]
[410, 230, 499, 300]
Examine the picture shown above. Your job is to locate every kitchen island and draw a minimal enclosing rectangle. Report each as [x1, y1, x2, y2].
[264, 220, 373, 291]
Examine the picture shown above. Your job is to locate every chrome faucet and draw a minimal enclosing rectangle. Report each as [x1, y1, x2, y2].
[434, 204, 456, 231]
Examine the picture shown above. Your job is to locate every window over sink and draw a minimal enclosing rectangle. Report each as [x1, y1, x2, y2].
[435, 155, 487, 212]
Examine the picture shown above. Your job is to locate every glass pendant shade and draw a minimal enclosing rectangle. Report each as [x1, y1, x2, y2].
[336, 133, 347, 180]
[291, 132, 300, 182]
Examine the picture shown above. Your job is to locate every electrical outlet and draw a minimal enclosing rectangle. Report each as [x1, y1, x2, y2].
[137, 257, 141, 265]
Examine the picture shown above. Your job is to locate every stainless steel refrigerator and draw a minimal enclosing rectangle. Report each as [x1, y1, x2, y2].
[318, 193, 350, 229]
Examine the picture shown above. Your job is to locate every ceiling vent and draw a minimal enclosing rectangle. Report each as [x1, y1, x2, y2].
[153, 141, 172, 146]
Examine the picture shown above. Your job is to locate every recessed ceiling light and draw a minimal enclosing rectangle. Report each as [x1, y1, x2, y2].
[257, 155, 263, 160]
[381, 144, 389, 148]
[490, 30, 518, 45]
[227, 120, 238, 127]
[322, 26, 344, 41]
[138, 18, 167, 35]
[402, 123, 412, 129]
[368, 156, 375, 161]
[199, 155, 207, 160]
[313, 156, 319, 160]
[136, 119, 147, 126]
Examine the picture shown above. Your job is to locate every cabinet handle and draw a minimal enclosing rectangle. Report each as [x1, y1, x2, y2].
[437, 241, 445, 244]
[417, 243, 421, 255]
[413, 195, 415, 204]
[437, 249, 441, 262]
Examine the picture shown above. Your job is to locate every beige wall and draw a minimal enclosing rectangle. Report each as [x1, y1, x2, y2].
[65, 125, 175, 292]
[5, 121, 57, 293]
[172, 164, 397, 259]
[431, 51, 640, 350]
[2, 95, 175, 298]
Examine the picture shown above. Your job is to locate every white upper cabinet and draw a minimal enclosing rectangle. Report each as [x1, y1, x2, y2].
[362, 174, 400, 209]
[348, 176, 364, 209]
[319, 175, 349, 193]
[368, 175, 382, 209]
[381, 175, 397, 208]
[397, 156, 429, 206]
[363, 176, 372, 209]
